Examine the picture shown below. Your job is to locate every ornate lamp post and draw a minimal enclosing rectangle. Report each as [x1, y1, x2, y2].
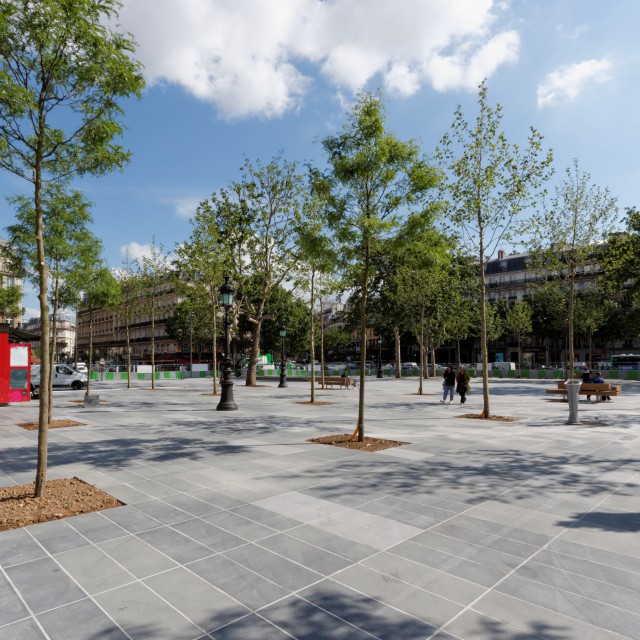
[377, 337, 383, 378]
[278, 325, 288, 388]
[188, 311, 194, 379]
[217, 277, 238, 411]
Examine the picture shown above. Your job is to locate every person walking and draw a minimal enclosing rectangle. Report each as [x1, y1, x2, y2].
[456, 365, 471, 404]
[441, 365, 456, 404]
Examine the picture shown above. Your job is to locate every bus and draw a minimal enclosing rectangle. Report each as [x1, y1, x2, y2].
[610, 354, 640, 370]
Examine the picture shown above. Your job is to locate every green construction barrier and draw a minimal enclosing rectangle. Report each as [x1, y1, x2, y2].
[106, 372, 114, 380]
[628, 371, 639, 380]
[137, 373, 145, 380]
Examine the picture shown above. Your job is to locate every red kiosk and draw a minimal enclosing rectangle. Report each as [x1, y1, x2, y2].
[0, 326, 38, 404]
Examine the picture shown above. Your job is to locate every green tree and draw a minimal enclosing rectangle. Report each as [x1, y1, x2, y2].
[315, 92, 438, 441]
[529, 160, 617, 371]
[0, 0, 144, 496]
[293, 196, 337, 401]
[173, 202, 226, 394]
[7, 184, 101, 421]
[137, 237, 170, 391]
[0, 283, 23, 324]
[212, 155, 304, 386]
[529, 283, 567, 365]
[81, 265, 119, 396]
[574, 289, 616, 368]
[437, 81, 553, 418]
[113, 248, 143, 388]
[505, 300, 533, 376]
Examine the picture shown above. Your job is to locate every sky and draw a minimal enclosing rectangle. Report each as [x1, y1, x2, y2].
[2, 0, 639, 320]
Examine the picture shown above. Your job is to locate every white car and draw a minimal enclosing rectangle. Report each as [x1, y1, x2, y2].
[401, 362, 419, 369]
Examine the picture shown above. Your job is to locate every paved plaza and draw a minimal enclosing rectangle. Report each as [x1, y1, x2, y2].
[0, 376, 639, 640]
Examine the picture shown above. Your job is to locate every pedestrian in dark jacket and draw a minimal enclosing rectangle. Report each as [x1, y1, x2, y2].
[441, 365, 456, 403]
[456, 366, 471, 404]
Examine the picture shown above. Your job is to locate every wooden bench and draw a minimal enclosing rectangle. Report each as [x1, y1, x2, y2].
[545, 381, 622, 402]
[308, 375, 356, 389]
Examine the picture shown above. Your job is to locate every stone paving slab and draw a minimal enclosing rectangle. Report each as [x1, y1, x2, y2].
[0, 376, 639, 639]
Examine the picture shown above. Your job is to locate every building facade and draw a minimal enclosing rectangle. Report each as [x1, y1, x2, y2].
[0, 239, 23, 328]
[24, 311, 76, 361]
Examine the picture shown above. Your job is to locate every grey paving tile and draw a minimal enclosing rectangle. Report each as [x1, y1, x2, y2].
[389, 540, 507, 588]
[533, 548, 640, 592]
[409, 531, 524, 572]
[0, 571, 30, 626]
[0, 528, 47, 568]
[0, 617, 46, 639]
[5, 557, 87, 614]
[376, 494, 459, 520]
[257, 533, 352, 575]
[223, 544, 323, 592]
[138, 525, 215, 564]
[104, 483, 154, 504]
[230, 504, 304, 531]
[98, 535, 179, 579]
[442, 609, 545, 640]
[100, 505, 164, 534]
[496, 573, 640, 638]
[260, 595, 375, 640]
[26, 520, 90, 555]
[54, 545, 134, 595]
[547, 538, 640, 575]
[516, 561, 640, 613]
[558, 524, 640, 558]
[355, 500, 441, 528]
[445, 513, 552, 547]
[361, 551, 486, 606]
[94, 582, 203, 639]
[172, 518, 248, 552]
[132, 498, 194, 524]
[163, 493, 222, 517]
[203, 510, 278, 541]
[285, 525, 379, 563]
[66, 511, 127, 543]
[187, 488, 247, 509]
[144, 567, 249, 632]
[333, 563, 463, 627]
[188, 554, 289, 610]
[128, 478, 181, 498]
[210, 614, 291, 640]
[298, 579, 437, 640]
[37, 598, 128, 640]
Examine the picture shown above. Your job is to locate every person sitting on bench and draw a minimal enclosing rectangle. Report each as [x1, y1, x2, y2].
[586, 371, 609, 402]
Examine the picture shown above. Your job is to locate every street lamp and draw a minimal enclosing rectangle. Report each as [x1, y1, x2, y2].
[377, 337, 383, 378]
[217, 277, 238, 411]
[278, 325, 288, 388]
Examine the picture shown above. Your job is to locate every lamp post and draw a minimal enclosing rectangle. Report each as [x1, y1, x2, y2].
[278, 325, 288, 388]
[217, 277, 238, 411]
[377, 337, 383, 378]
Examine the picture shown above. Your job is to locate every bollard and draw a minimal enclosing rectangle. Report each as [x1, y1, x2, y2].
[566, 379, 581, 424]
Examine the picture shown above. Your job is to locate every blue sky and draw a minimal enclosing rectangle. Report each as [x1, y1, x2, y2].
[2, 0, 639, 319]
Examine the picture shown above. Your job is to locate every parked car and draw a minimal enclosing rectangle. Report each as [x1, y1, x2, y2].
[75, 362, 88, 374]
[401, 362, 419, 370]
[30, 364, 87, 398]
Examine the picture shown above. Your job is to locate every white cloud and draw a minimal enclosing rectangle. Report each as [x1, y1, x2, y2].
[120, 242, 152, 261]
[118, 0, 519, 119]
[173, 197, 201, 219]
[537, 58, 612, 108]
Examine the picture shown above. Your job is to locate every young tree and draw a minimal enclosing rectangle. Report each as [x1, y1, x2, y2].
[529, 160, 617, 370]
[137, 237, 170, 391]
[574, 289, 616, 368]
[173, 202, 226, 394]
[505, 300, 533, 376]
[437, 81, 553, 418]
[7, 184, 101, 421]
[212, 155, 305, 386]
[293, 197, 337, 401]
[113, 248, 143, 388]
[81, 265, 119, 396]
[314, 93, 438, 441]
[0, 0, 144, 496]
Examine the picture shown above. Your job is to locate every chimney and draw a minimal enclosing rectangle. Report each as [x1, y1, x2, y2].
[498, 250, 505, 260]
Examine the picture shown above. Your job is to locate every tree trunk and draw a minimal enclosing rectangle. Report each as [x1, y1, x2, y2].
[212, 300, 219, 394]
[478, 230, 490, 418]
[309, 270, 316, 403]
[356, 243, 370, 442]
[126, 324, 131, 388]
[150, 304, 156, 390]
[86, 304, 94, 396]
[319, 297, 326, 389]
[456, 338, 461, 365]
[245, 320, 262, 386]
[567, 266, 575, 374]
[394, 327, 401, 378]
[417, 327, 424, 395]
[34, 143, 50, 497]
[47, 276, 60, 425]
